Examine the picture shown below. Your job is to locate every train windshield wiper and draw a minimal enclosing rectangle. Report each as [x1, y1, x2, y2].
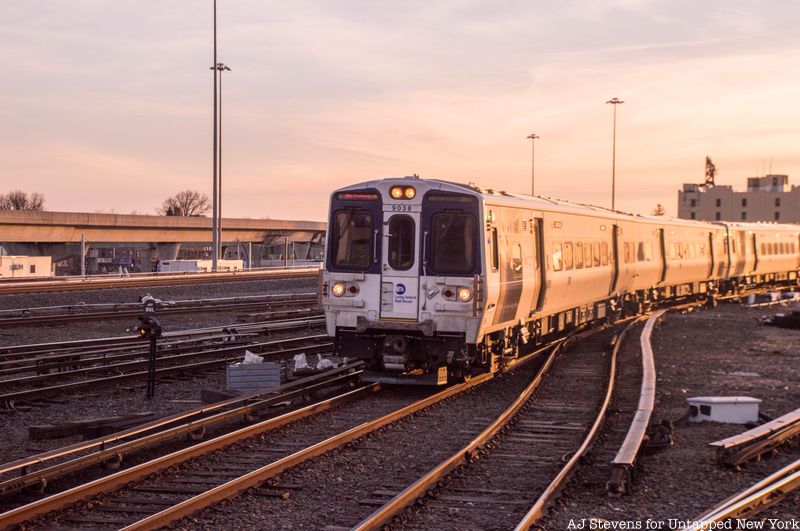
[438, 214, 456, 241]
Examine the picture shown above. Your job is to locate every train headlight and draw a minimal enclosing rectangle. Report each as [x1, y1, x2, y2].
[457, 287, 473, 302]
[403, 186, 416, 199]
[390, 186, 404, 199]
[331, 282, 346, 297]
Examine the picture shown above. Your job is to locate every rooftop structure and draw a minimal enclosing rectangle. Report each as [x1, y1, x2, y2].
[678, 174, 800, 223]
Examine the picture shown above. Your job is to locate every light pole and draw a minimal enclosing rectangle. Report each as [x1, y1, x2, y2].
[211, 0, 219, 271]
[606, 97, 624, 211]
[212, 63, 231, 259]
[526, 133, 540, 196]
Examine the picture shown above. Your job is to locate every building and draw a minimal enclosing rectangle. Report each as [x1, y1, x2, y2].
[678, 174, 800, 223]
[0, 256, 52, 278]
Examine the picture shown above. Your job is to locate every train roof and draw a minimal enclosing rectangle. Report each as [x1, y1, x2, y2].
[333, 177, 800, 233]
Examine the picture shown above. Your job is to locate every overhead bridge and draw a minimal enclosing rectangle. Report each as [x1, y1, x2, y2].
[0, 211, 326, 271]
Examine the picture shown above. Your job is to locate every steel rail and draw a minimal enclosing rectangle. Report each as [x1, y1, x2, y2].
[0, 335, 331, 405]
[0, 317, 306, 359]
[711, 406, 800, 468]
[693, 458, 800, 527]
[118, 370, 501, 531]
[352, 342, 564, 531]
[0, 267, 320, 295]
[0, 363, 362, 479]
[0, 365, 364, 497]
[351, 321, 631, 531]
[0, 291, 317, 316]
[514, 318, 642, 530]
[0, 313, 323, 377]
[607, 309, 667, 495]
[0, 299, 319, 328]
[0, 328, 326, 390]
[0, 382, 379, 530]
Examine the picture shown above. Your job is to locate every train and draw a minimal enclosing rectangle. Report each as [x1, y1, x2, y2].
[320, 176, 800, 384]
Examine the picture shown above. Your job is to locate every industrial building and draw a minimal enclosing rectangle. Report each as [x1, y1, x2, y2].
[678, 174, 800, 223]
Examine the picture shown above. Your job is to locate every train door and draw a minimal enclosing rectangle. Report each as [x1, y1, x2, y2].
[533, 217, 546, 311]
[707, 232, 714, 278]
[659, 228, 667, 282]
[493, 232, 524, 324]
[610, 225, 620, 292]
[379, 211, 420, 320]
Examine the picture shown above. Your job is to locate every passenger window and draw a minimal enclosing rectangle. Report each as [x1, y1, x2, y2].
[490, 228, 499, 271]
[624, 242, 634, 264]
[552, 242, 563, 271]
[512, 244, 523, 273]
[637, 242, 645, 262]
[575, 242, 584, 268]
[645, 242, 653, 261]
[593, 242, 601, 266]
[761, 243, 767, 255]
[563, 242, 574, 270]
[601, 242, 609, 265]
[584, 242, 592, 268]
[387, 215, 415, 271]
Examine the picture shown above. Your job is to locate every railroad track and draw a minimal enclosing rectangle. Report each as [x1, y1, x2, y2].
[0, 364, 365, 506]
[0, 311, 323, 378]
[0, 337, 552, 529]
[693, 458, 800, 527]
[0, 320, 328, 408]
[350, 320, 636, 530]
[0, 266, 320, 295]
[0, 292, 318, 327]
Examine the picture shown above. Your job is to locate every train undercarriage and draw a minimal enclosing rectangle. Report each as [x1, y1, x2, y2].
[333, 274, 800, 386]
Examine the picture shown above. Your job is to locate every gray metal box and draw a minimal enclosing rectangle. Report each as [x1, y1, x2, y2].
[226, 361, 286, 393]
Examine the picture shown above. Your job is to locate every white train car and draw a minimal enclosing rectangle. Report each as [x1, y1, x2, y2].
[322, 177, 800, 384]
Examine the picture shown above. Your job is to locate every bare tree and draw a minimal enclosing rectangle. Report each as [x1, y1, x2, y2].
[0, 191, 46, 211]
[157, 190, 211, 217]
[652, 203, 666, 216]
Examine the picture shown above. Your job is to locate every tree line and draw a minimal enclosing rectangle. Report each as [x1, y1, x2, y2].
[0, 189, 212, 217]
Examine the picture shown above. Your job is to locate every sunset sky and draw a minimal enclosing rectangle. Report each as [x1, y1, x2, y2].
[1, 1, 799, 220]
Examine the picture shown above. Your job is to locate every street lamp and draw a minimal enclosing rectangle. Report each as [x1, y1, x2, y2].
[606, 97, 624, 211]
[211, 62, 231, 259]
[211, 0, 219, 271]
[526, 133, 540, 196]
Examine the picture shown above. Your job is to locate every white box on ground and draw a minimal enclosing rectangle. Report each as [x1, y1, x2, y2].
[687, 396, 761, 424]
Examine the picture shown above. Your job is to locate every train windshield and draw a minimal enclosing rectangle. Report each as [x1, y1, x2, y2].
[332, 209, 373, 269]
[430, 212, 476, 274]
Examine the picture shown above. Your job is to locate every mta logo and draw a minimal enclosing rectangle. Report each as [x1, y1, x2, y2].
[395, 283, 406, 295]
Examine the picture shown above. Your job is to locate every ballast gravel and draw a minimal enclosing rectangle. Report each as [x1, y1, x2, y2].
[545, 301, 800, 529]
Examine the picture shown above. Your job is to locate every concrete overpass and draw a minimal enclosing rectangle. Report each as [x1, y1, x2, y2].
[0, 210, 326, 271]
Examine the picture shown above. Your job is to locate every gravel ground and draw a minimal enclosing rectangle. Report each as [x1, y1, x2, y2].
[33, 387, 428, 529]
[0, 368, 354, 515]
[545, 300, 800, 529]
[175, 361, 548, 530]
[0, 277, 320, 468]
[0, 277, 317, 347]
[0, 329, 330, 467]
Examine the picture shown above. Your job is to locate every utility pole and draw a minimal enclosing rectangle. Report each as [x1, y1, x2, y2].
[526, 133, 540, 195]
[606, 98, 624, 211]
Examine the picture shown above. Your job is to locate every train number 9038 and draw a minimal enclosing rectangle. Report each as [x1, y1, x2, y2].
[391, 204, 412, 212]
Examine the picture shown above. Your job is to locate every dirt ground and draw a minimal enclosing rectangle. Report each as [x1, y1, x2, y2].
[546, 300, 800, 529]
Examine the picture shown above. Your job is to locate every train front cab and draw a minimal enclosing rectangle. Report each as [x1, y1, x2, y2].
[322, 179, 483, 384]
